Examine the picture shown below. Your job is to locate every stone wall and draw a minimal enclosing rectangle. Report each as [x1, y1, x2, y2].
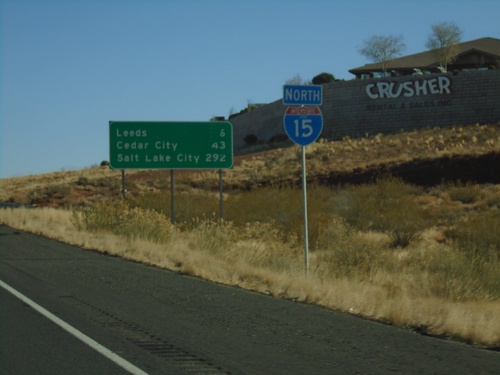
[231, 70, 500, 151]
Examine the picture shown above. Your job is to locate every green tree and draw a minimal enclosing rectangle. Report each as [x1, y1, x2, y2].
[312, 72, 335, 85]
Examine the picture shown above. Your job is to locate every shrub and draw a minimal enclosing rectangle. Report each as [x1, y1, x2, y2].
[314, 217, 382, 280]
[244, 134, 258, 146]
[238, 221, 301, 272]
[226, 186, 303, 242]
[186, 218, 233, 257]
[129, 191, 220, 225]
[312, 72, 335, 85]
[72, 200, 176, 243]
[447, 181, 483, 204]
[29, 184, 71, 204]
[94, 177, 121, 189]
[334, 177, 425, 247]
[75, 176, 121, 190]
[76, 176, 90, 186]
[446, 210, 499, 261]
[406, 246, 500, 301]
[72, 199, 124, 232]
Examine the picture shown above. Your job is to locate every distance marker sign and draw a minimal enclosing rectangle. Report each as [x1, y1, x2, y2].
[283, 106, 323, 146]
[109, 121, 233, 170]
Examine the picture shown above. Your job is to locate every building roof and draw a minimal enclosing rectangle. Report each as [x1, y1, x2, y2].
[349, 37, 500, 77]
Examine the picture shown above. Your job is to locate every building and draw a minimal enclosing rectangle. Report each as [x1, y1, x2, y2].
[349, 37, 500, 79]
[228, 36, 500, 152]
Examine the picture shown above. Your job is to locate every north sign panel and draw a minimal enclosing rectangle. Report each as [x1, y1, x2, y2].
[109, 121, 233, 169]
[283, 85, 323, 106]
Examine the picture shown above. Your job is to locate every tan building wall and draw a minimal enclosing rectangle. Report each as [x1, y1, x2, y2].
[230, 70, 500, 152]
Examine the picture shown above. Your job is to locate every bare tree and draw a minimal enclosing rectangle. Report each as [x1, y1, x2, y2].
[285, 74, 310, 85]
[359, 35, 406, 77]
[425, 21, 463, 71]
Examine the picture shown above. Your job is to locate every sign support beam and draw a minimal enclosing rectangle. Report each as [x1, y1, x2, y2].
[219, 169, 224, 221]
[170, 170, 175, 224]
[301, 146, 310, 276]
[121, 169, 126, 199]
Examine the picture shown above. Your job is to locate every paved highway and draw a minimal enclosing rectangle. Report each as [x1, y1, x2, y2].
[1, 225, 498, 374]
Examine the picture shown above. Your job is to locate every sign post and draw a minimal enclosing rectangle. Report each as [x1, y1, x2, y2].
[283, 86, 323, 276]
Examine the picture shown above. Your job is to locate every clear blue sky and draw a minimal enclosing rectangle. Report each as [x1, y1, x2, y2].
[1, 0, 499, 178]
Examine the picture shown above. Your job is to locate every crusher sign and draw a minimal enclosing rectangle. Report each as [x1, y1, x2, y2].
[109, 121, 233, 169]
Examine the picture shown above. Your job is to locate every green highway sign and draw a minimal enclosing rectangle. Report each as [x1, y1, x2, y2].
[109, 121, 233, 169]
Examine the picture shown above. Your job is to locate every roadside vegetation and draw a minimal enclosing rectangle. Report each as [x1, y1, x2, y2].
[1, 123, 499, 347]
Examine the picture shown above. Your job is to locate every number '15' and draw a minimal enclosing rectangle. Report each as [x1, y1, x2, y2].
[294, 119, 313, 138]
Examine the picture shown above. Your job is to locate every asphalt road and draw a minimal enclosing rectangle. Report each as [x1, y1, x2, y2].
[0, 225, 498, 374]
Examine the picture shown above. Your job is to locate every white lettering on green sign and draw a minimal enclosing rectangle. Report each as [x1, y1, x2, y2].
[109, 122, 233, 170]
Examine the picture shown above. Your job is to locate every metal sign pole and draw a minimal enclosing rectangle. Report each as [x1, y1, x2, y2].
[282, 86, 323, 277]
[170, 170, 175, 224]
[301, 146, 310, 276]
[219, 169, 224, 221]
[121, 169, 126, 199]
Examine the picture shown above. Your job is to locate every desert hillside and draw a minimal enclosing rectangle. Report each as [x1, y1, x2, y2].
[1, 123, 498, 206]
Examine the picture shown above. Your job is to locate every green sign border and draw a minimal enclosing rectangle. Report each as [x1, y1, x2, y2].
[109, 121, 233, 170]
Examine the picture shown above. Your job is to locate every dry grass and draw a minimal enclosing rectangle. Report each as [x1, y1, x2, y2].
[1, 123, 499, 348]
[1, 195, 499, 347]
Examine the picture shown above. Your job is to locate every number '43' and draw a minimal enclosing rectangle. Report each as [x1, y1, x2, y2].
[212, 141, 226, 149]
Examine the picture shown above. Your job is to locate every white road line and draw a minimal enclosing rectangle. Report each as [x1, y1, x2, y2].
[0, 280, 150, 375]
